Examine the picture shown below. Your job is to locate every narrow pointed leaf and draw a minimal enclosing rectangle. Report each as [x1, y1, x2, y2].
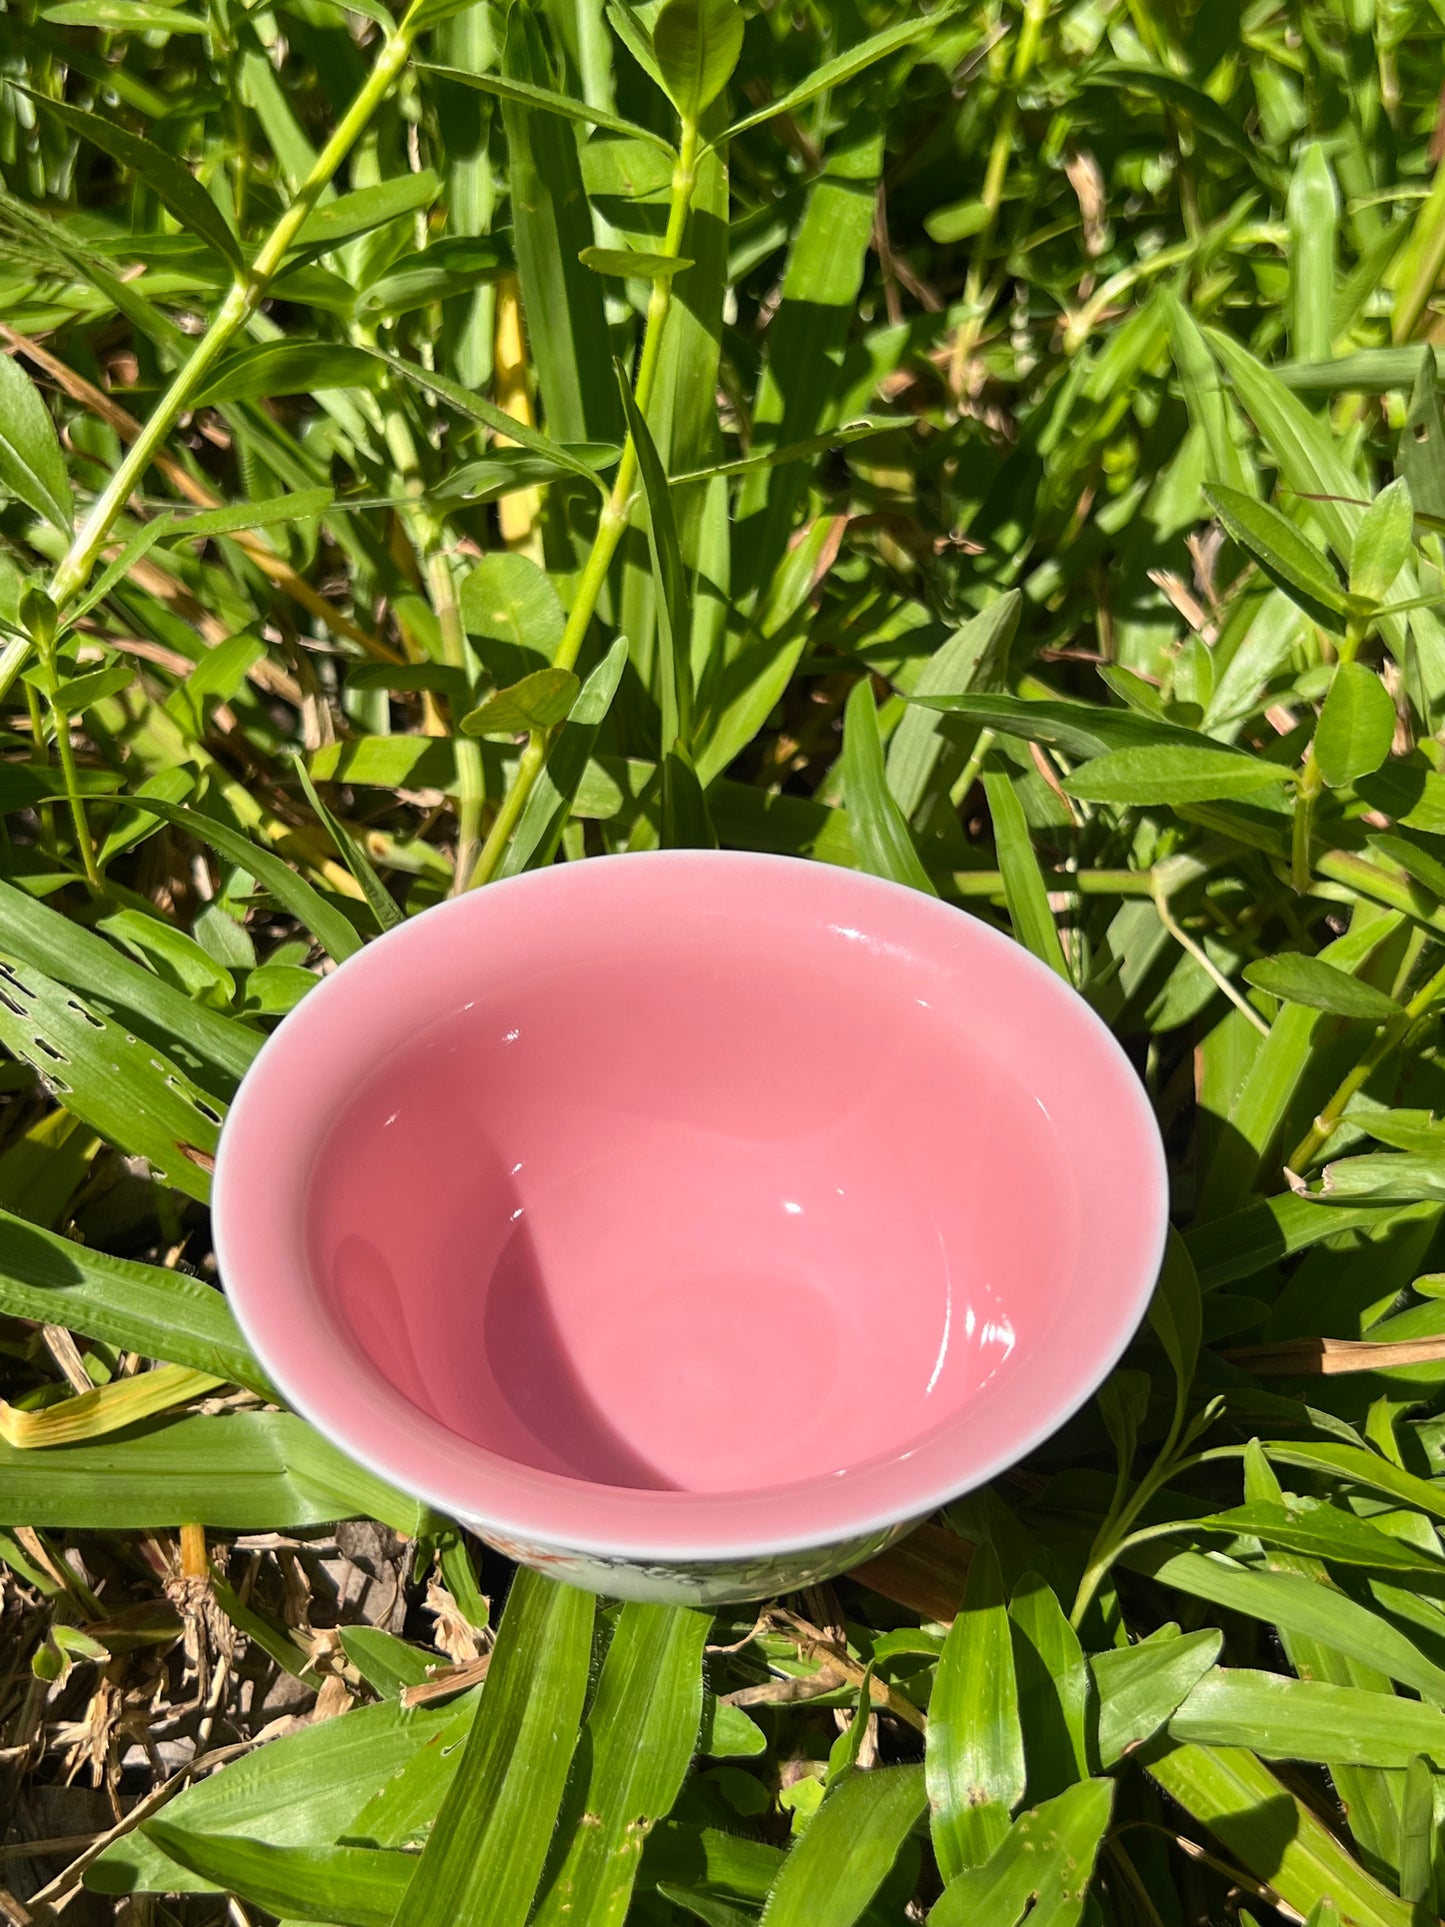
[983, 771, 1069, 978]
[1242, 952, 1400, 1022]
[928, 1779, 1113, 1927]
[391, 1570, 594, 1927]
[928, 1542, 1025, 1878]
[33, 95, 244, 268]
[532, 1604, 709, 1926]
[0, 350, 73, 532]
[760, 1766, 926, 1927]
[841, 682, 937, 895]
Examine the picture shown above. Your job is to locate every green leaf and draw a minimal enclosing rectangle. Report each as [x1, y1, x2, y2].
[459, 552, 566, 658]
[1149, 1231, 1201, 1404]
[167, 630, 266, 737]
[1286, 143, 1339, 366]
[194, 343, 383, 408]
[1304, 1150, 1445, 1203]
[533, 1604, 709, 1925]
[841, 681, 937, 896]
[1265, 1440, 1445, 1524]
[1092, 1628, 1222, 1768]
[618, 374, 692, 764]
[128, 800, 362, 964]
[417, 63, 677, 155]
[1162, 292, 1255, 498]
[88, 1692, 475, 1894]
[1170, 1668, 1445, 1768]
[0, 1410, 430, 1536]
[289, 171, 441, 260]
[1242, 952, 1400, 1023]
[0, 877, 254, 1091]
[580, 245, 695, 278]
[906, 692, 1199, 761]
[928, 1542, 1025, 1878]
[0, 1207, 270, 1396]
[1008, 1573, 1091, 1802]
[886, 596, 1019, 819]
[1195, 1500, 1445, 1571]
[698, 1696, 767, 1759]
[1366, 832, 1445, 903]
[734, 110, 883, 601]
[1399, 1758, 1438, 1910]
[33, 95, 244, 269]
[1146, 1744, 1414, 1927]
[1313, 661, 1398, 789]
[460, 667, 580, 736]
[366, 350, 612, 492]
[1063, 745, 1293, 806]
[356, 235, 516, 318]
[391, 1570, 593, 1927]
[294, 759, 403, 935]
[982, 770, 1068, 979]
[1203, 483, 1348, 624]
[1351, 478, 1416, 607]
[499, 638, 630, 876]
[0, 350, 73, 533]
[928, 1780, 1113, 1927]
[41, 0, 208, 29]
[1186, 1190, 1405, 1288]
[1130, 1546, 1445, 1704]
[140, 1828, 409, 1927]
[49, 661, 137, 713]
[337, 1626, 435, 1695]
[1081, 64, 1270, 174]
[760, 1766, 926, 1927]
[722, 13, 953, 142]
[0, 958, 220, 1203]
[497, 4, 624, 449]
[672, 417, 911, 487]
[694, 517, 843, 788]
[1399, 350, 1445, 522]
[653, 0, 744, 120]
[164, 490, 335, 541]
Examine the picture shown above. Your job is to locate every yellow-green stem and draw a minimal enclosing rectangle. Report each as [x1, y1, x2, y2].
[1291, 749, 1322, 894]
[1288, 952, 1445, 1172]
[466, 115, 701, 888]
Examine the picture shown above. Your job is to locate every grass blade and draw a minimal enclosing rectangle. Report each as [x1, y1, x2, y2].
[760, 1765, 926, 1927]
[533, 1603, 709, 1924]
[392, 1569, 594, 1927]
[928, 1541, 1025, 1877]
[982, 770, 1069, 979]
[841, 681, 937, 895]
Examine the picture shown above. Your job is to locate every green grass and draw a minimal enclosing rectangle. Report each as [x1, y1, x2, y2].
[7, 0, 1445, 1919]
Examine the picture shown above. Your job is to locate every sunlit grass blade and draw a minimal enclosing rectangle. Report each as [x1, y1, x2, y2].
[392, 1570, 594, 1927]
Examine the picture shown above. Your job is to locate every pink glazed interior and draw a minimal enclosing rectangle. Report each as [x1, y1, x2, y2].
[214, 852, 1168, 1560]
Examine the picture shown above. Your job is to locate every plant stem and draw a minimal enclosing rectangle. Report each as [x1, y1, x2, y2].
[23, 6, 422, 645]
[1287, 951, 1445, 1171]
[1291, 747, 1322, 894]
[466, 114, 702, 889]
[42, 686, 100, 889]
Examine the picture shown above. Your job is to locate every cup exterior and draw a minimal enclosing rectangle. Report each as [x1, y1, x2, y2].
[465, 1516, 919, 1606]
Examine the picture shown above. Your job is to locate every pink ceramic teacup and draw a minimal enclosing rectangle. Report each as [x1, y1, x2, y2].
[213, 851, 1168, 1605]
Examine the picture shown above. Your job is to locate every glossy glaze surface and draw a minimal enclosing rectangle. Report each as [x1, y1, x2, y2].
[214, 852, 1167, 1571]
[309, 930, 1051, 1493]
